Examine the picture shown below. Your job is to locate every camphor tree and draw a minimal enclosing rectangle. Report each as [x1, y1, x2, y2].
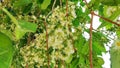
[0, 0, 120, 68]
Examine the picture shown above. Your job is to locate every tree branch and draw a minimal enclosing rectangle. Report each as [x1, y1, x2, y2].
[83, 0, 93, 68]
[93, 13, 120, 26]
[89, 11, 94, 68]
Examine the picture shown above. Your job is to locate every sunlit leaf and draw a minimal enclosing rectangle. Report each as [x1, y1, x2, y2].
[0, 32, 14, 68]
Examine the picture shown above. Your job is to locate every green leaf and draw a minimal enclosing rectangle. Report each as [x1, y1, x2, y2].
[101, 0, 120, 6]
[72, 18, 79, 27]
[75, 7, 83, 17]
[80, 0, 85, 6]
[99, 18, 113, 29]
[92, 32, 107, 55]
[110, 47, 120, 68]
[14, 20, 37, 40]
[18, 20, 38, 32]
[97, 57, 104, 65]
[14, 27, 26, 40]
[93, 42, 106, 55]
[13, 0, 32, 8]
[0, 29, 13, 40]
[81, 42, 89, 55]
[79, 55, 85, 64]
[116, 28, 120, 38]
[0, 32, 14, 68]
[88, 0, 101, 10]
[74, 34, 86, 55]
[2, 8, 37, 40]
[41, 0, 51, 10]
[2, 8, 18, 25]
[65, 54, 73, 63]
[109, 9, 120, 20]
[70, 57, 79, 68]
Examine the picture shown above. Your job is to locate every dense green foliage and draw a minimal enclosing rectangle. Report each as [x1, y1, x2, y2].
[0, 0, 120, 68]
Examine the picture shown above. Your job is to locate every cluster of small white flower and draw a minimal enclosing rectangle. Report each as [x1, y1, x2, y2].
[20, 1, 82, 67]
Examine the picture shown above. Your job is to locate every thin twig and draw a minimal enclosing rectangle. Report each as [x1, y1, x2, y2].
[44, 0, 58, 67]
[45, 11, 52, 21]
[93, 13, 120, 26]
[89, 11, 94, 68]
[66, 0, 68, 16]
[65, 0, 76, 52]
[83, 0, 89, 7]
[52, 0, 57, 11]
[25, 63, 28, 68]
[43, 0, 58, 67]
[60, 0, 62, 7]
[27, 33, 31, 45]
[43, 20, 49, 68]
[68, 25, 77, 52]
[54, 60, 58, 68]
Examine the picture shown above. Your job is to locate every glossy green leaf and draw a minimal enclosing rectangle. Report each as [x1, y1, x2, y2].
[0, 32, 14, 68]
